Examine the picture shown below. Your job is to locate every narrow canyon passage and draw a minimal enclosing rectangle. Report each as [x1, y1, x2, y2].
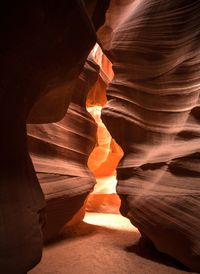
[29, 212, 193, 274]
[1, 1, 200, 273]
[27, 38, 200, 273]
[29, 46, 195, 274]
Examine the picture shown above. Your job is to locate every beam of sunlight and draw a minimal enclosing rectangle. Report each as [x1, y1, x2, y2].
[83, 212, 139, 232]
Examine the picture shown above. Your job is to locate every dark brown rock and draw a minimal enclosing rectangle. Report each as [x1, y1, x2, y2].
[0, 1, 96, 272]
[84, 0, 110, 31]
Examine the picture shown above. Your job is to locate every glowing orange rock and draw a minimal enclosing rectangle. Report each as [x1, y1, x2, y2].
[87, 106, 123, 178]
[86, 46, 123, 214]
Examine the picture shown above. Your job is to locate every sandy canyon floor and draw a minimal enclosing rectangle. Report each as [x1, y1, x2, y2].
[29, 213, 197, 274]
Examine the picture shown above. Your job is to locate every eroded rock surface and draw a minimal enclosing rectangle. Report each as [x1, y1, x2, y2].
[99, 0, 200, 271]
[0, 1, 96, 272]
[86, 46, 123, 214]
[27, 59, 99, 242]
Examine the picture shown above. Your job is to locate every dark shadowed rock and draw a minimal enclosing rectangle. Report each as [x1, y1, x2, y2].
[0, 1, 96, 272]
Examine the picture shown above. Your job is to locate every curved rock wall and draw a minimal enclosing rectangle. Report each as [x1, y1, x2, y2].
[87, 106, 123, 178]
[27, 59, 99, 242]
[99, 0, 200, 271]
[86, 106, 122, 214]
[86, 46, 123, 213]
[0, 1, 96, 272]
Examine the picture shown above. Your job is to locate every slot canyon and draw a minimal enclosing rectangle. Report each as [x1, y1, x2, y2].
[0, 1, 200, 273]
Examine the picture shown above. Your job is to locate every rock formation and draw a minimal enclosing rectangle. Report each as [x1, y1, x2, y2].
[0, 1, 96, 272]
[99, 0, 200, 272]
[86, 106, 122, 214]
[27, 58, 99, 242]
[2, 0, 200, 272]
[86, 45, 123, 214]
[87, 106, 123, 178]
[84, 0, 110, 31]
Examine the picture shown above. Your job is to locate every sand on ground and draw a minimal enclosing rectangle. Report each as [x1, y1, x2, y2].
[29, 213, 196, 274]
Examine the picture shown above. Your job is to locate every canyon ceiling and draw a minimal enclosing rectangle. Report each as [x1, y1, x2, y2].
[0, 0, 199, 273]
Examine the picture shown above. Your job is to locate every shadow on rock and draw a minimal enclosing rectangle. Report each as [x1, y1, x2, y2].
[125, 236, 193, 272]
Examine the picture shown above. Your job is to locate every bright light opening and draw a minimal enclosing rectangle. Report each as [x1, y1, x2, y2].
[86, 44, 124, 215]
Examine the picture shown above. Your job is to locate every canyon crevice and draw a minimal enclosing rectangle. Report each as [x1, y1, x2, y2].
[0, 0, 200, 273]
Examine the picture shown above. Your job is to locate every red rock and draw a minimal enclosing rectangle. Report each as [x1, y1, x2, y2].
[88, 106, 123, 178]
[86, 193, 121, 214]
[27, 59, 99, 242]
[0, 1, 96, 272]
[99, 0, 200, 271]
[86, 47, 123, 214]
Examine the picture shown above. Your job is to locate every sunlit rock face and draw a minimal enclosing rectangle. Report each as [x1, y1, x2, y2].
[99, 0, 200, 271]
[87, 106, 123, 178]
[0, 1, 96, 272]
[86, 45, 123, 213]
[27, 59, 99, 242]
[86, 106, 122, 213]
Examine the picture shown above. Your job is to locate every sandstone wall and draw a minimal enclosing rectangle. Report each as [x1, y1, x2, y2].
[99, 1, 200, 271]
[0, 1, 96, 272]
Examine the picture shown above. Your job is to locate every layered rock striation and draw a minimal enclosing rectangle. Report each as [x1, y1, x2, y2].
[27, 58, 99, 242]
[100, 0, 200, 271]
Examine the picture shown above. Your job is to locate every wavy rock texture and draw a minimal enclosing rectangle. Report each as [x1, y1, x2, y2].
[86, 106, 122, 214]
[86, 46, 123, 213]
[87, 45, 121, 180]
[99, 0, 200, 271]
[0, 1, 96, 272]
[27, 59, 99, 242]
[87, 106, 123, 178]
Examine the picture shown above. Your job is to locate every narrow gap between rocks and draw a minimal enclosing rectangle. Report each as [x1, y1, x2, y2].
[85, 44, 126, 222]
